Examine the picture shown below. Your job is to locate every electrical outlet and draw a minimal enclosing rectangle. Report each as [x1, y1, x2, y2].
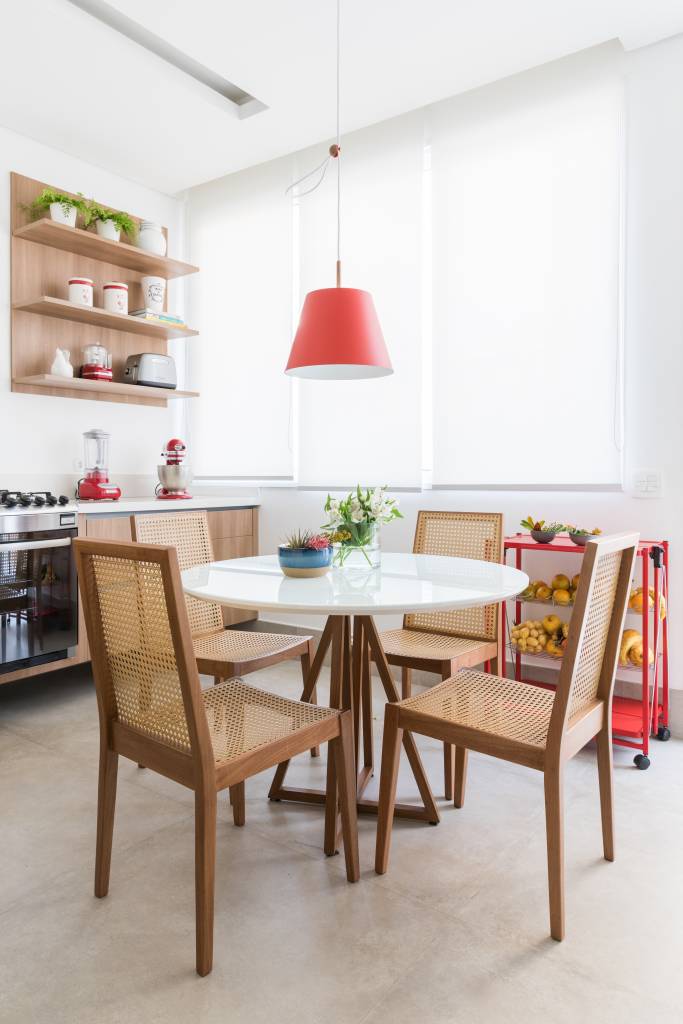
[632, 469, 662, 498]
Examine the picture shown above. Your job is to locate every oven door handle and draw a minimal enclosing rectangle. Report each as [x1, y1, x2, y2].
[0, 537, 72, 553]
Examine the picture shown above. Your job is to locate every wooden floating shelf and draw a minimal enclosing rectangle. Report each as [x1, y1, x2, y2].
[13, 374, 199, 401]
[13, 219, 199, 279]
[13, 296, 199, 340]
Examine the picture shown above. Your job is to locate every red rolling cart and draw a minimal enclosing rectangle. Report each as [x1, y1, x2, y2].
[502, 534, 670, 769]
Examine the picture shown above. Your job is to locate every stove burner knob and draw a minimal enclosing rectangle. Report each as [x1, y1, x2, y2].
[5, 497, 17, 508]
[19, 495, 32, 507]
[33, 495, 46, 506]
[57, 495, 69, 506]
[46, 494, 58, 506]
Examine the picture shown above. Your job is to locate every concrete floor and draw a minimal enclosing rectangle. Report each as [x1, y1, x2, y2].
[0, 661, 681, 1024]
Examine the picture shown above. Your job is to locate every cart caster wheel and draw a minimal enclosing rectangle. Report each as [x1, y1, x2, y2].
[657, 726, 671, 742]
[634, 754, 650, 770]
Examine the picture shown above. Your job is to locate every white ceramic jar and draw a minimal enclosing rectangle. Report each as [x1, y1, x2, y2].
[138, 221, 167, 256]
[96, 218, 121, 242]
[49, 201, 78, 227]
[68, 277, 94, 307]
[103, 281, 128, 315]
[140, 275, 166, 313]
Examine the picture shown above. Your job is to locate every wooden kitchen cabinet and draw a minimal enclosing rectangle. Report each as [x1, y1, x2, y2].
[85, 506, 259, 626]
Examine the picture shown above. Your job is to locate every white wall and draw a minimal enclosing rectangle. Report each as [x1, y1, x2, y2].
[256, 35, 683, 714]
[0, 124, 185, 494]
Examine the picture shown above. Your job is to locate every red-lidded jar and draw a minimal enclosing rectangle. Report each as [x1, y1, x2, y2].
[103, 281, 128, 315]
[68, 277, 93, 307]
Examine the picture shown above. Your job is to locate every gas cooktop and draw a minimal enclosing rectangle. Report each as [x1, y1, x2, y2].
[0, 490, 71, 510]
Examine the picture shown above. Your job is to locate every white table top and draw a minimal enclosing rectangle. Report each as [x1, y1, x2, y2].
[182, 553, 528, 616]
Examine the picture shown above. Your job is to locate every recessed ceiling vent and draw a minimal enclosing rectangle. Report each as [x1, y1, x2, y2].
[66, 0, 266, 118]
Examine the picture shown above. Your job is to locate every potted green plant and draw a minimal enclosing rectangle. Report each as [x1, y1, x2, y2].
[83, 201, 137, 242]
[566, 525, 602, 547]
[25, 187, 86, 227]
[278, 531, 332, 578]
[520, 516, 565, 544]
[323, 486, 403, 569]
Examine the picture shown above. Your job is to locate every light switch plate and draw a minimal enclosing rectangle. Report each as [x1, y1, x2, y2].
[632, 469, 662, 498]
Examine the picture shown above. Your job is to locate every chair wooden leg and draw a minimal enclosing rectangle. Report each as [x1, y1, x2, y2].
[442, 666, 454, 800]
[375, 705, 403, 875]
[596, 726, 615, 861]
[95, 745, 118, 899]
[401, 667, 412, 699]
[195, 786, 217, 977]
[301, 645, 320, 758]
[453, 747, 468, 808]
[324, 619, 345, 856]
[332, 712, 360, 881]
[443, 744, 454, 801]
[544, 762, 565, 941]
[230, 782, 245, 827]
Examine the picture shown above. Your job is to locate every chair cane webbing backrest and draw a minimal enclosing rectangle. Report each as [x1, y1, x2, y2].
[405, 511, 503, 641]
[553, 534, 638, 730]
[132, 512, 224, 639]
[78, 548, 194, 753]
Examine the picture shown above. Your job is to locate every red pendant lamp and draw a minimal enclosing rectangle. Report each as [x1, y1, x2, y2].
[285, 0, 392, 381]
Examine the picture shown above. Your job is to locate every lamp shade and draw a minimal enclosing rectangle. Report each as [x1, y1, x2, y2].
[285, 287, 392, 379]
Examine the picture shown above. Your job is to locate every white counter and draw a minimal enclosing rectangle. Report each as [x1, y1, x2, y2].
[79, 495, 260, 515]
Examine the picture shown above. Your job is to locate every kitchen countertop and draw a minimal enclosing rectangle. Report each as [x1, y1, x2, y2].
[78, 495, 260, 515]
[0, 495, 260, 517]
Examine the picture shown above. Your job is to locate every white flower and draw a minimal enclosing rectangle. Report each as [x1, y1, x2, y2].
[351, 509, 363, 523]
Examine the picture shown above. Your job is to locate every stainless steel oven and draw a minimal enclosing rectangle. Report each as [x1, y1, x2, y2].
[0, 511, 78, 674]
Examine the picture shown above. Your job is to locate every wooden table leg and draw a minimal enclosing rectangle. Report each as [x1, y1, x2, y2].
[269, 613, 439, 826]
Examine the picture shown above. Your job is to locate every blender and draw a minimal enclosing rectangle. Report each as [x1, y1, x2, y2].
[77, 429, 122, 501]
[81, 344, 112, 382]
[156, 438, 192, 499]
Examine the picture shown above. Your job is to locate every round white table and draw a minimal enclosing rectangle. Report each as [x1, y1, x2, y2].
[183, 553, 528, 829]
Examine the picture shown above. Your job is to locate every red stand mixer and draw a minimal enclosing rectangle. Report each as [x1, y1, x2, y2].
[77, 428, 121, 501]
[156, 438, 192, 499]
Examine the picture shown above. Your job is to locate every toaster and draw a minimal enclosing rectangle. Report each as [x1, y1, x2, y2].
[124, 353, 177, 389]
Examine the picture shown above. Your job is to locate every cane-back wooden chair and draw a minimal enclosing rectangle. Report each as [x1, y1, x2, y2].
[375, 533, 638, 941]
[132, 511, 320, 773]
[373, 510, 503, 798]
[75, 537, 359, 977]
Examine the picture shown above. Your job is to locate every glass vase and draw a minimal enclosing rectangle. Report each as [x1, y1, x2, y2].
[333, 522, 381, 571]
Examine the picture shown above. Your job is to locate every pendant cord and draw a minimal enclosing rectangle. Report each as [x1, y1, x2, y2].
[336, 0, 341, 272]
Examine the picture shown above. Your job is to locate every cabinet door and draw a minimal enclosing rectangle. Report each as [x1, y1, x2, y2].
[85, 516, 132, 541]
[206, 508, 254, 539]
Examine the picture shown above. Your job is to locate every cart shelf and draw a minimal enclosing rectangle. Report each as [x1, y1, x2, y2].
[503, 533, 670, 769]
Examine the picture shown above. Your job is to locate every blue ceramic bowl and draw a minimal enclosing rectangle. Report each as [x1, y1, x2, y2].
[278, 545, 333, 578]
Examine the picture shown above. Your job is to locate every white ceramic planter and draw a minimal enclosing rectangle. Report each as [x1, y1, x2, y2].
[49, 201, 78, 227]
[140, 275, 166, 313]
[96, 219, 121, 242]
[138, 221, 167, 256]
[103, 282, 128, 315]
[68, 277, 94, 307]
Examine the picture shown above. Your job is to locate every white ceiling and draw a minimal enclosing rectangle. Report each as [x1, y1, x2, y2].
[2, 0, 683, 195]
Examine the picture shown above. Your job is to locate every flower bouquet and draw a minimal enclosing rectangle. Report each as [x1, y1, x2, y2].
[323, 486, 402, 569]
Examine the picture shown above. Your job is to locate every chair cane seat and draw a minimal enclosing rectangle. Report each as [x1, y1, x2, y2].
[204, 678, 336, 763]
[399, 669, 556, 748]
[192, 628, 311, 669]
[379, 628, 495, 665]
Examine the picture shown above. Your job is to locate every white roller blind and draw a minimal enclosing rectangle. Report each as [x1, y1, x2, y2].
[296, 111, 425, 486]
[186, 158, 295, 478]
[431, 47, 623, 485]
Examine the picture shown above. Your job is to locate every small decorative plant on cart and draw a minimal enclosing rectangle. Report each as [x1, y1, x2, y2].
[520, 516, 566, 545]
[83, 201, 137, 242]
[323, 486, 403, 569]
[566, 525, 602, 547]
[278, 530, 333, 578]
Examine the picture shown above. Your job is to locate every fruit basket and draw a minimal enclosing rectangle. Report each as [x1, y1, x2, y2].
[502, 533, 670, 770]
